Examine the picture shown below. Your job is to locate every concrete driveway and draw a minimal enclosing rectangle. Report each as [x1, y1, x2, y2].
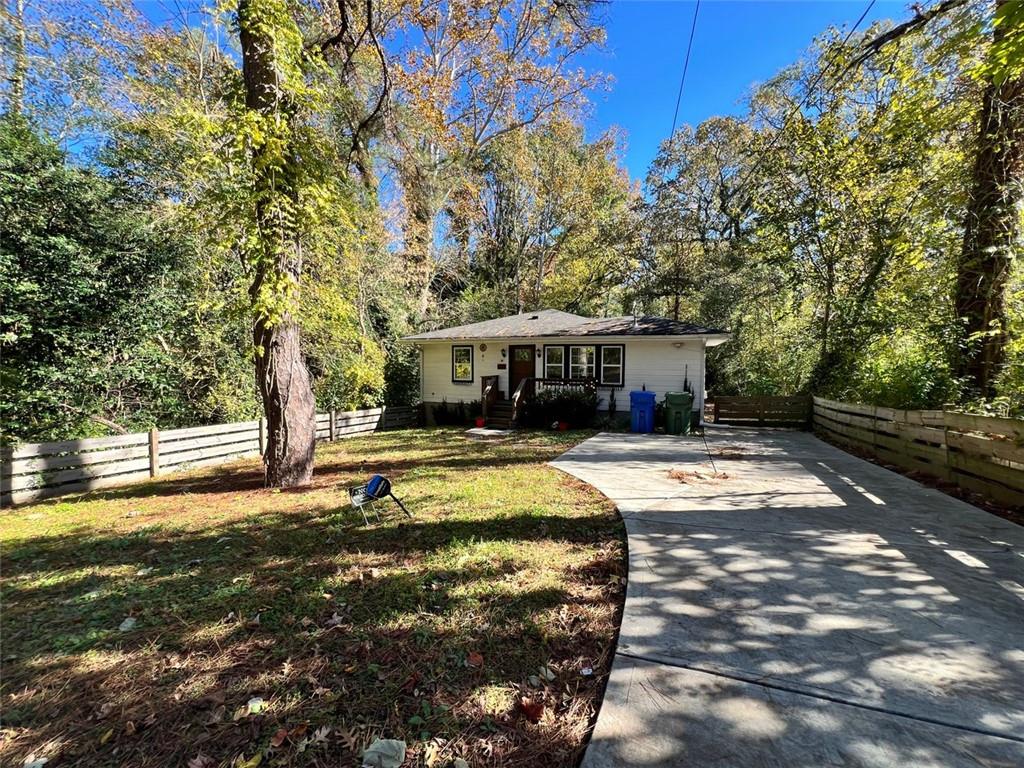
[552, 429, 1024, 767]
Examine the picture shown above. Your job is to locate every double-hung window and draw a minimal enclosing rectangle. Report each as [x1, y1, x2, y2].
[600, 345, 624, 386]
[569, 345, 595, 380]
[452, 345, 473, 383]
[544, 346, 564, 379]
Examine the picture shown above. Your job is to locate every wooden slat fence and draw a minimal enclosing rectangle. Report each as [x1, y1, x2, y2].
[1, 405, 419, 506]
[707, 395, 812, 427]
[813, 396, 1024, 507]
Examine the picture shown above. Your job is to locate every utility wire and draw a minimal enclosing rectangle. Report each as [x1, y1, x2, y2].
[668, 0, 701, 146]
[729, 0, 877, 209]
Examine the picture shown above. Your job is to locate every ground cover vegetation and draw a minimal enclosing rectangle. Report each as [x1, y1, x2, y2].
[0, 429, 625, 767]
[1, 0, 1021, 463]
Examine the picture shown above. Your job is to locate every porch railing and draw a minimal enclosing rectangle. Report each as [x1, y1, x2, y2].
[481, 375, 499, 420]
[510, 377, 597, 425]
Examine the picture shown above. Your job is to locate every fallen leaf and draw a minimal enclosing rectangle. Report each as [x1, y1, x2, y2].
[290, 723, 308, 740]
[247, 697, 266, 715]
[423, 741, 441, 767]
[99, 728, 114, 745]
[313, 725, 331, 744]
[236, 752, 262, 768]
[539, 665, 555, 682]
[187, 755, 214, 768]
[453, 760, 469, 768]
[336, 726, 359, 753]
[270, 728, 289, 748]
[361, 738, 405, 768]
[118, 617, 137, 632]
[515, 697, 544, 724]
[466, 652, 484, 668]
[400, 671, 421, 693]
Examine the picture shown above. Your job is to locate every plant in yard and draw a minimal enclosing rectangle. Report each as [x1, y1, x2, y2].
[522, 388, 599, 428]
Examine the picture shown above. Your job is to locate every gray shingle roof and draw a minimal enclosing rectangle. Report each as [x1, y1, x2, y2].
[402, 309, 727, 340]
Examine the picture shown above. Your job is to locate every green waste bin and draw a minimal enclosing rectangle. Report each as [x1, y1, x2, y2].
[664, 391, 694, 435]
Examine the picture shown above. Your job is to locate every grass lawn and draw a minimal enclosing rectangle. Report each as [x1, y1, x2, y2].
[0, 428, 625, 768]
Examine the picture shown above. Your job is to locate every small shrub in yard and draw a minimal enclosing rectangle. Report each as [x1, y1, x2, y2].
[431, 399, 479, 426]
[522, 388, 599, 428]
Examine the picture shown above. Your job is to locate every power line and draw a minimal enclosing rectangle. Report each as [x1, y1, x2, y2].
[668, 0, 701, 146]
[730, 0, 877, 208]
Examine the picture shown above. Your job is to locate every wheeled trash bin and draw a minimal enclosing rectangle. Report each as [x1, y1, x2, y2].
[664, 391, 694, 435]
[630, 390, 656, 433]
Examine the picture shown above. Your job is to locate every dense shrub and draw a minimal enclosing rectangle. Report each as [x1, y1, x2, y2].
[432, 399, 480, 425]
[521, 388, 598, 428]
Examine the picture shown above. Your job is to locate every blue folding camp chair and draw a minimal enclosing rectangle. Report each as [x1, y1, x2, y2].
[348, 474, 412, 525]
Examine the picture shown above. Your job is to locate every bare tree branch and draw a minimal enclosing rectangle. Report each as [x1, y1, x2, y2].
[849, 0, 969, 70]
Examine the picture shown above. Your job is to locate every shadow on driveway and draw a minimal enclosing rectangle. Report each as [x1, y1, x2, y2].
[553, 429, 1024, 767]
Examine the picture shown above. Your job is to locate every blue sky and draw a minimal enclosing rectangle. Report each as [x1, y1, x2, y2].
[580, 1, 903, 179]
[132, 0, 907, 180]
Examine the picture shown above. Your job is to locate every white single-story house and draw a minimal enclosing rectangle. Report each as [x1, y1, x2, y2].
[403, 309, 729, 427]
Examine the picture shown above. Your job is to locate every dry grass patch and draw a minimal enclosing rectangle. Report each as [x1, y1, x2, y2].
[1, 428, 624, 768]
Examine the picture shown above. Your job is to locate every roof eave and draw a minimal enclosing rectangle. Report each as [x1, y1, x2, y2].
[401, 331, 732, 343]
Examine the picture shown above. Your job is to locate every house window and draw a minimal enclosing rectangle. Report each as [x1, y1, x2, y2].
[569, 345, 595, 379]
[544, 346, 564, 379]
[600, 345, 624, 386]
[452, 345, 473, 383]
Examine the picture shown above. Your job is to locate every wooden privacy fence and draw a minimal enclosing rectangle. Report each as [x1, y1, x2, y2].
[813, 397, 1024, 507]
[707, 395, 812, 427]
[1, 405, 418, 506]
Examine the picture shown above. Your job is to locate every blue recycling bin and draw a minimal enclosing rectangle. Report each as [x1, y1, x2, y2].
[630, 390, 656, 433]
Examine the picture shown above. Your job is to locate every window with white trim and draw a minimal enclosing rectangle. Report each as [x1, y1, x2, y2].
[452, 345, 473, 382]
[569, 345, 595, 380]
[544, 346, 564, 379]
[600, 345, 624, 386]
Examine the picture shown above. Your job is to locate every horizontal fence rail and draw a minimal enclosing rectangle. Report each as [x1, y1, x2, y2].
[707, 395, 812, 427]
[1, 405, 419, 507]
[813, 396, 1024, 508]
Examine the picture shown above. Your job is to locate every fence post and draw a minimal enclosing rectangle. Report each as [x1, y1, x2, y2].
[329, 409, 337, 441]
[259, 417, 267, 456]
[148, 427, 160, 477]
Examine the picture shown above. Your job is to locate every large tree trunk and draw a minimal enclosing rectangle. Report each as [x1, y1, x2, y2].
[404, 185, 436, 316]
[955, 0, 1024, 398]
[254, 320, 316, 486]
[6, 0, 26, 115]
[239, 0, 317, 487]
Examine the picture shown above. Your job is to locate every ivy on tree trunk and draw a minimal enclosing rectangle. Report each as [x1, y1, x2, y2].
[239, 0, 316, 487]
[955, 0, 1023, 398]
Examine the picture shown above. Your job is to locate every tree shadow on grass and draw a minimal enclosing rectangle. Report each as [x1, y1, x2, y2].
[2, 503, 625, 768]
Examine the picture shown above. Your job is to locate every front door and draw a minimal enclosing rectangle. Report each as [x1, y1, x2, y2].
[509, 345, 535, 396]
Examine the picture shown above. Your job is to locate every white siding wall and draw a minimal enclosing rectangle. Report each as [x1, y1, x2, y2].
[419, 337, 706, 412]
[420, 341, 534, 404]
[615, 339, 705, 412]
